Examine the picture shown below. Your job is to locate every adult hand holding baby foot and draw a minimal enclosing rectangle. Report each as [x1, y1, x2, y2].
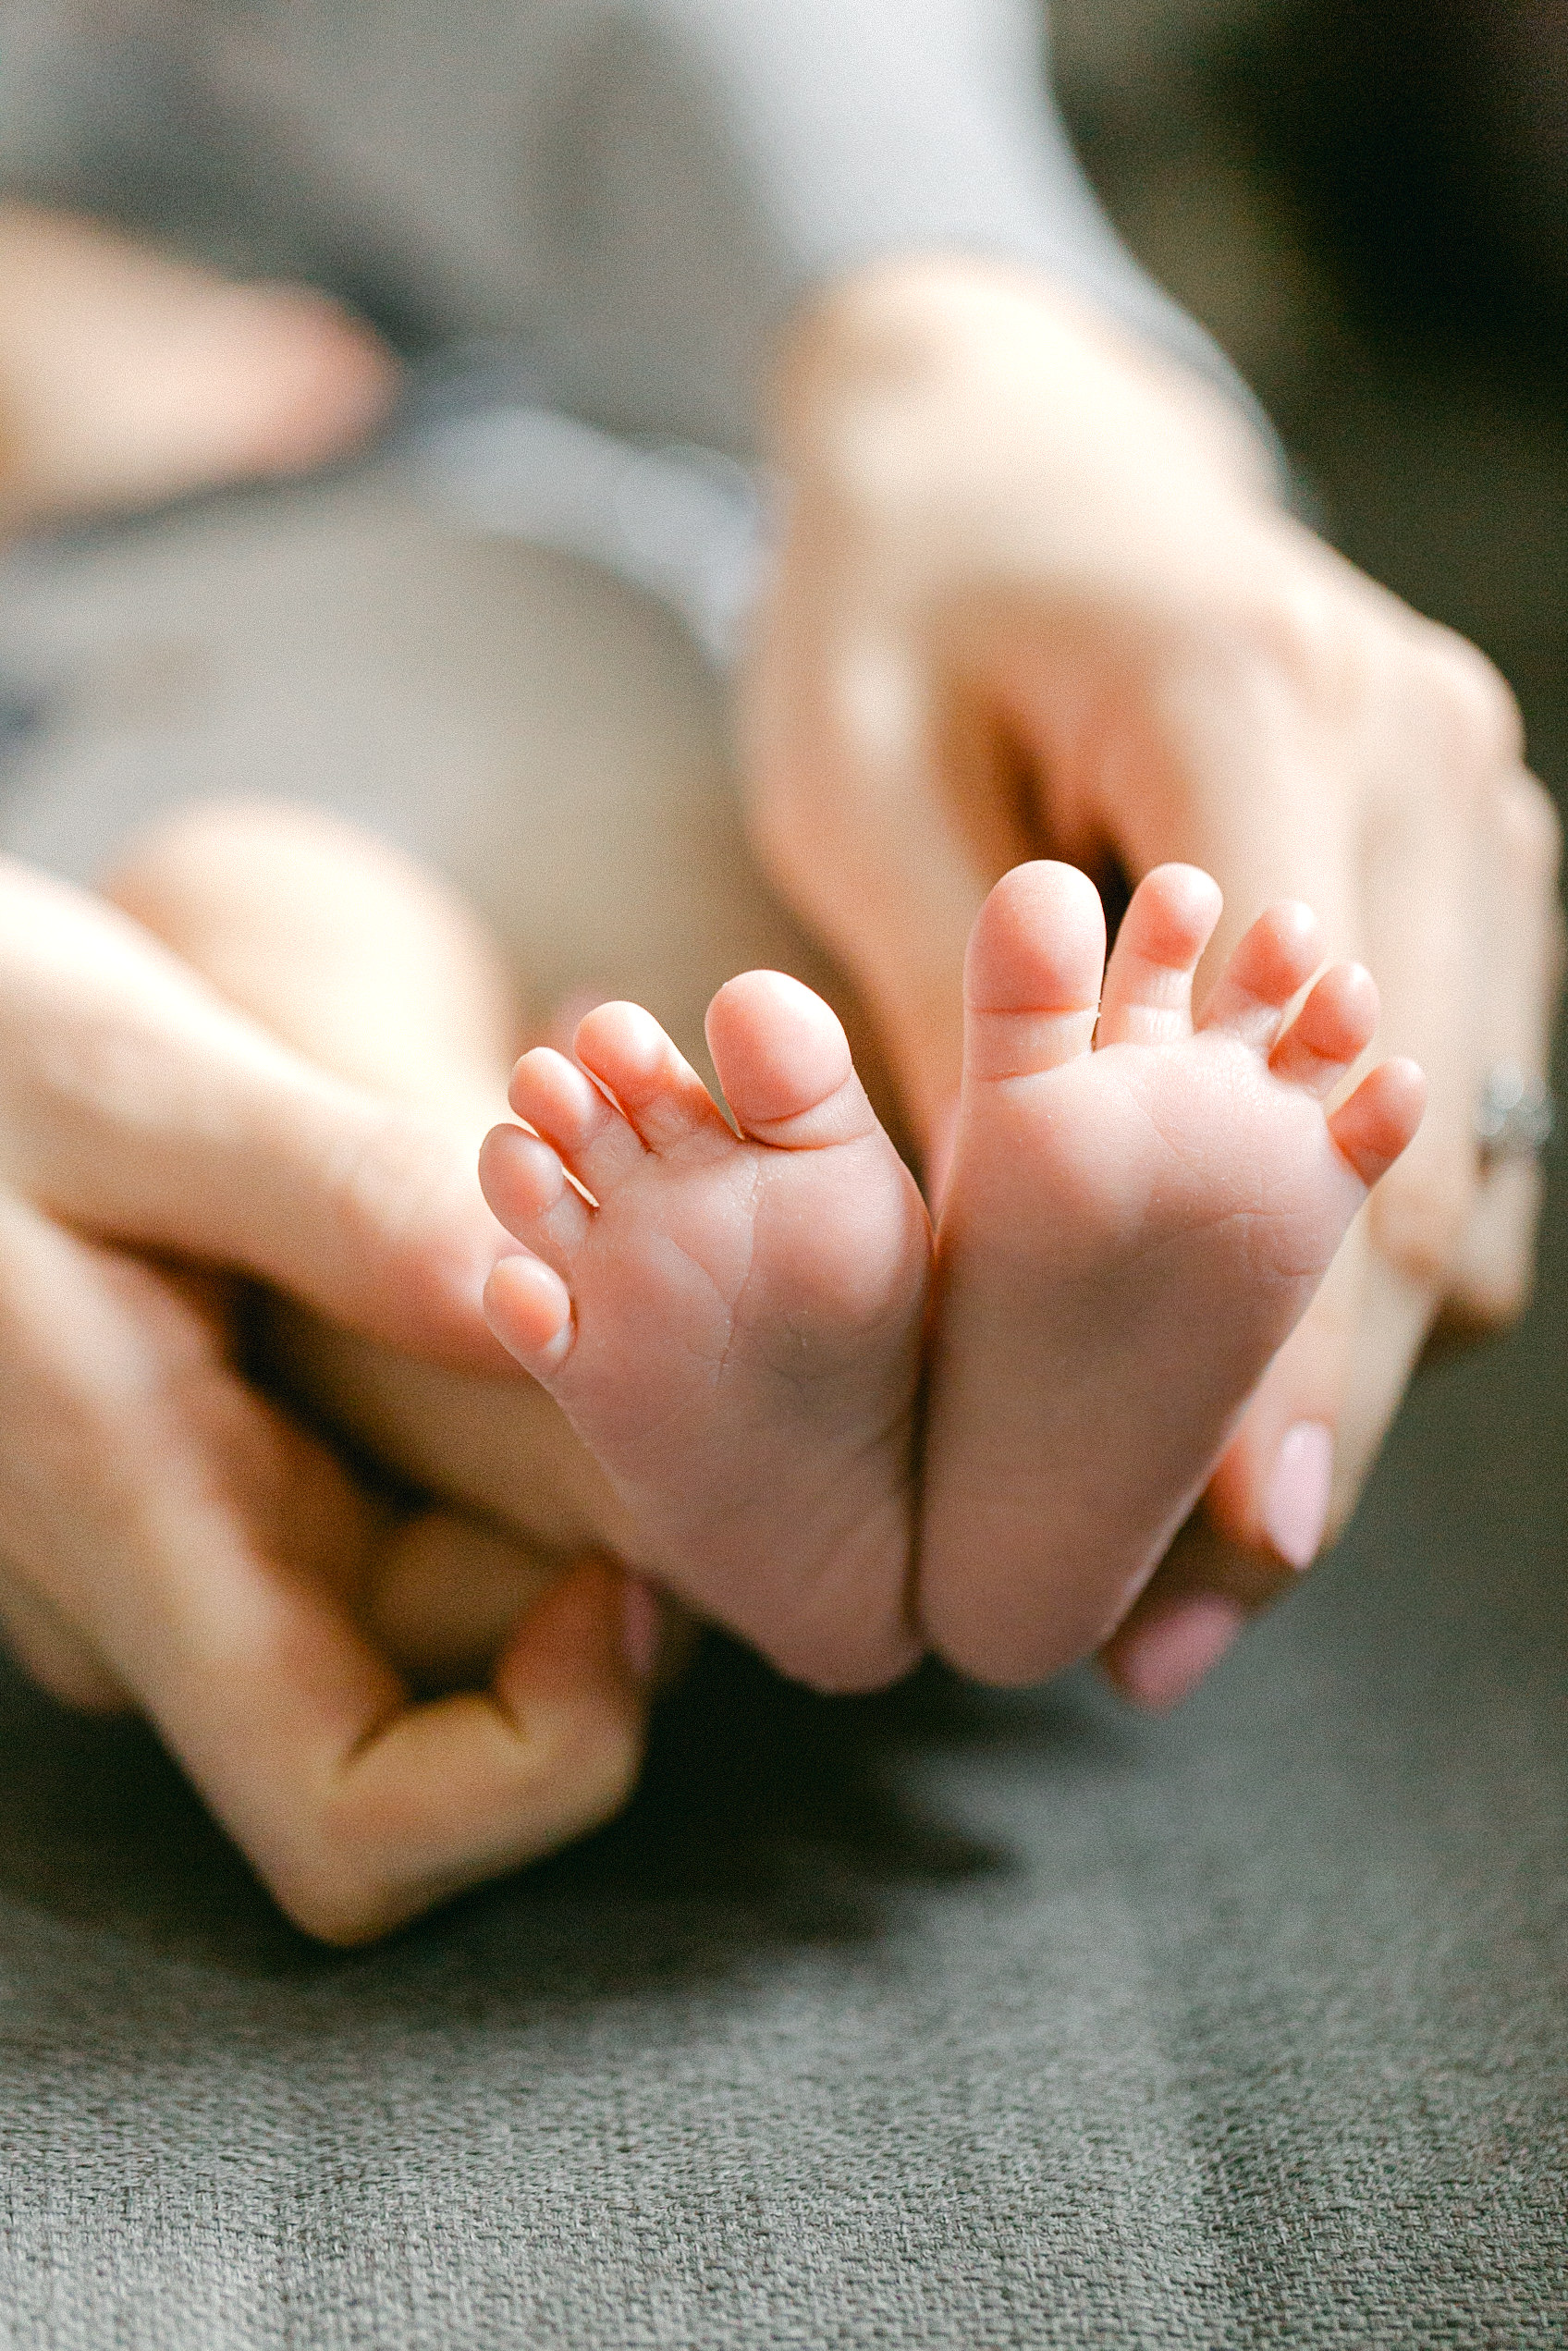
[0, 859, 652, 1941]
[746, 256, 1562, 1705]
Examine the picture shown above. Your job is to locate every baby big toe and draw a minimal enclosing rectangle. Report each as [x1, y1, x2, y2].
[963, 861, 1105, 1084]
[573, 1002, 729, 1156]
[1270, 961, 1379, 1095]
[706, 972, 874, 1148]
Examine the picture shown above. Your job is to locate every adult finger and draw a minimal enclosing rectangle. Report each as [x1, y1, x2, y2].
[0, 857, 513, 1365]
[364, 1507, 570, 1691]
[743, 595, 1011, 1164]
[1055, 644, 1460, 1696]
[1096, 1514, 1274, 1711]
[1195, 650, 1512, 1587]
[1439, 767, 1563, 1335]
[0, 1557, 130, 1712]
[0, 1194, 651, 1941]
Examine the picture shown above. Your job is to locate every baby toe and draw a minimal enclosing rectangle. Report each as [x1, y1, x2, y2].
[573, 1001, 729, 1156]
[508, 1045, 643, 1197]
[963, 861, 1105, 1083]
[1201, 900, 1324, 1046]
[479, 1123, 590, 1267]
[1328, 1058, 1427, 1187]
[484, 1251, 575, 1374]
[1096, 863, 1222, 1047]
[1270, 961, 1380, 1095]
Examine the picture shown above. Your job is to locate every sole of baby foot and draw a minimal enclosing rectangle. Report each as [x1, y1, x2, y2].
[478, 973, 931, 1693]
[920, 860, 1425, 1686]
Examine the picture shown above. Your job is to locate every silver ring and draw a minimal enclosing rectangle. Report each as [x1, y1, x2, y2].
[1476, 1062, 1556, 1164]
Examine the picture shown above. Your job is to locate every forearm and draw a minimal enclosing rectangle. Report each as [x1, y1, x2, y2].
[765, 256, 1280, 546]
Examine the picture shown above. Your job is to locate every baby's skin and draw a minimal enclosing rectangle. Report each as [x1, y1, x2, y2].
[481, 859, 1425, 1691]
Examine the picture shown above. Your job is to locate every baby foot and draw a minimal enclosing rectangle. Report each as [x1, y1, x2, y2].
[478, 974, 931, 1692]
[921, 861, 1425, 1684]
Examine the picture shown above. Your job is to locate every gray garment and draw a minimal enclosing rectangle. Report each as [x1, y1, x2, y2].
[0, 0, 1265, 458]
[0, 0, 1280, 671]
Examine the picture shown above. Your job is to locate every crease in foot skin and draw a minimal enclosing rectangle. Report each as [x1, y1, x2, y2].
[920, 858, 1426, 1689]
[477, 973, 932, 1695]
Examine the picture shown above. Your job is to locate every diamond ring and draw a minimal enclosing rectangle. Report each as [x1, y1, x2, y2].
[1476, 1063, 1556, 1165]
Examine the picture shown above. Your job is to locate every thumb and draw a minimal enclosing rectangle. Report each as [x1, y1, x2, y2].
[742, 623, 999, 1168]
[0, 859, 511, 1364]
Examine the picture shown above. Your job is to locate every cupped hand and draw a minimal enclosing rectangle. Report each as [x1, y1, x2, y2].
[743, 258, 1562, 1703]
[0, 858, 652, 1941]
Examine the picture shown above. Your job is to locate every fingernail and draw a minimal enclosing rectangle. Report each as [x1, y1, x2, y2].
[1114, 1594, 1246, 1711]
[620, 1573, 661, 1684]
[1264, 1420, 1334, 1571]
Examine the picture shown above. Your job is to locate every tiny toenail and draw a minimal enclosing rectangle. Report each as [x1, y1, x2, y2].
[1115, 1595, 1245, 1711]
[620, 1574, 661, 1684]
[1264, 1420, 1334, 1571]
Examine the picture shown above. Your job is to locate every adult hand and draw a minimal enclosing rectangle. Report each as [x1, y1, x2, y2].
[744, 258, 1562, 1705]
[0, 857, 651, 1941]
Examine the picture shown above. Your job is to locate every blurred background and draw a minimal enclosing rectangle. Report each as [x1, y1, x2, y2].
[1053, 0, 1568, 765]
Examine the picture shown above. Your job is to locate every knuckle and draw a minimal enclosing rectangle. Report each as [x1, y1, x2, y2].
[1207, 570, 1356, 709]
[0, 1579, 129, 1715]
[514, 1695, 644, 1840]
[1371, 1157, 1475, 1289]
[267, 1841, 409, 1949]
[1455, 1255, 1535, 1334]
[329, 1111, 486, 1327]
[271, 1705, 645, 1947]
[584, 1715, 645, 1823]
[1447, 1170, 1544, 1335]
[1498, 768, 1563, 888]
[1414, 629, 1525, 776]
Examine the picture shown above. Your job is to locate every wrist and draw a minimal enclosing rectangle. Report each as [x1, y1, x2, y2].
[769, 254, 1277, 535]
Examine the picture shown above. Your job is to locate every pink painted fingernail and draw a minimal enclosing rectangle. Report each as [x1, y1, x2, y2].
[620, 1573, 661, 1684]
[1114, 1594, 1246, 1711]
[1264, 1420, 1334, 1571]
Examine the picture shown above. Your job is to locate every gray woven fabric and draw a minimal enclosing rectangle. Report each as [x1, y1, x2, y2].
[0, 467, 1563, 2349]
[0, 1353, 1562, 2347]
